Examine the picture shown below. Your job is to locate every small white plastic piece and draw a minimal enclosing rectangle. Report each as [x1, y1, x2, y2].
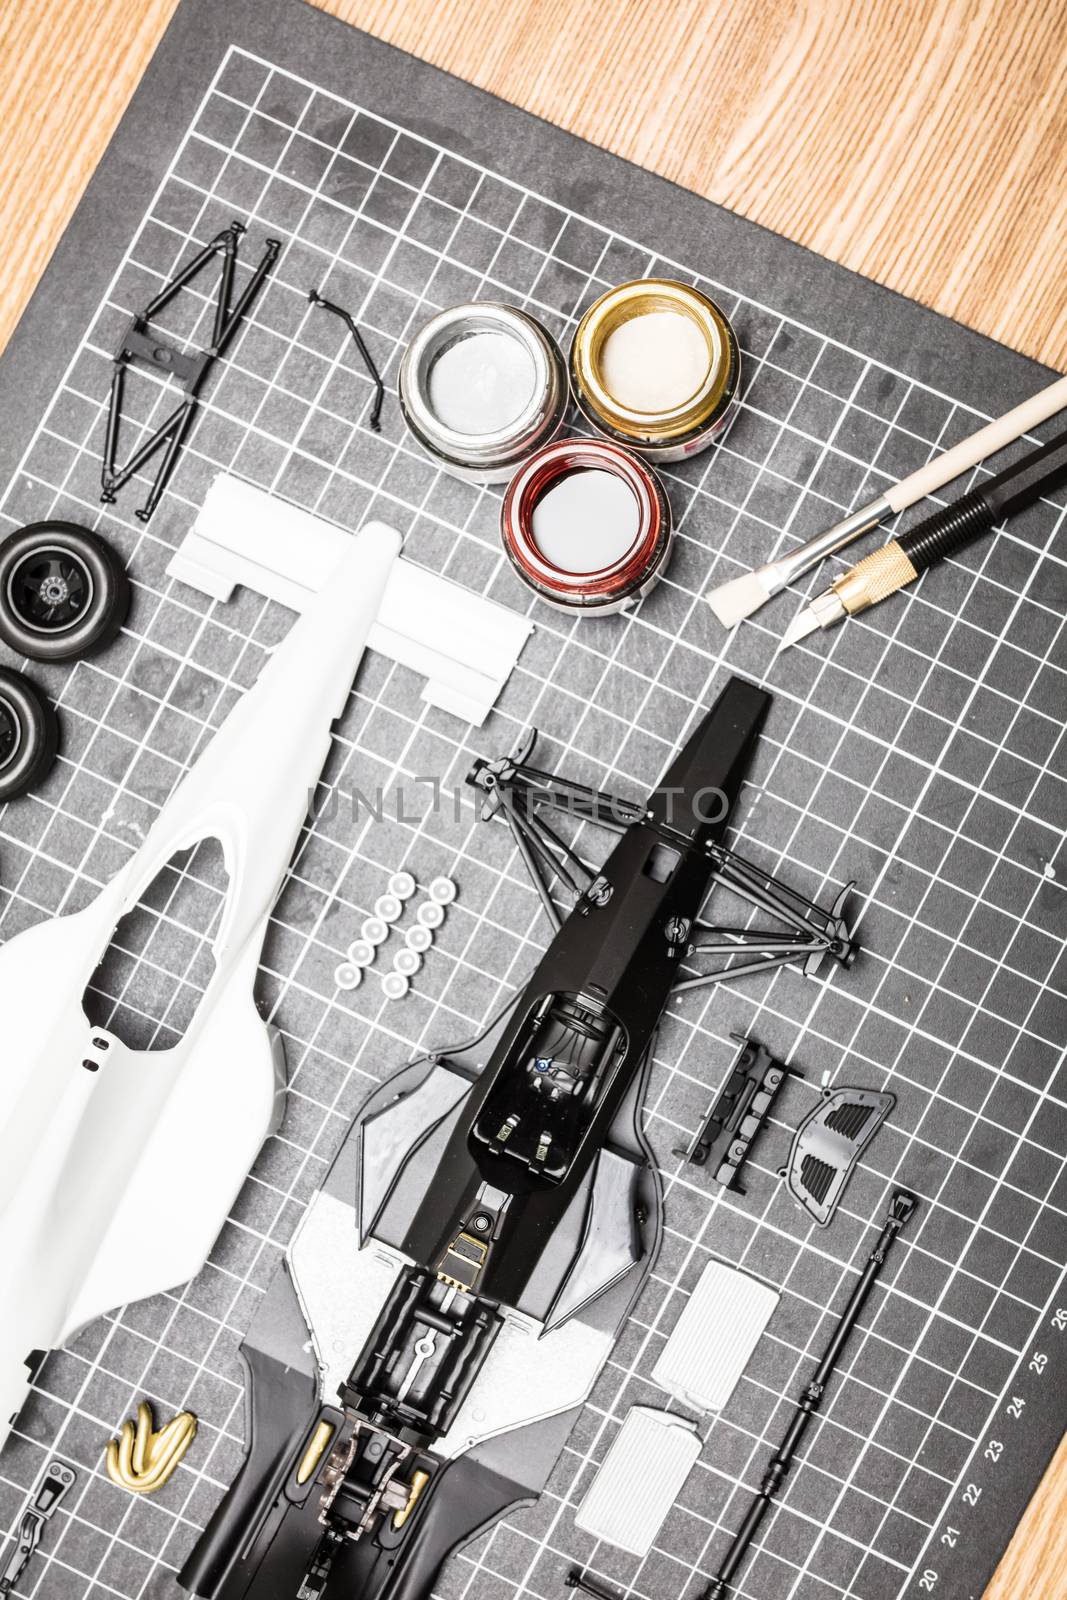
[347, 938, 376, 969]
[388, 871, 417, 901]
[334, 962, 362, 991]
[361, 916, 389, 946]
[574, 1406, 701, 1556]
[382, 972, 410, 1001]
[393, 948, 421, 978]
[428, 876, 457, 905]
[652, 1260, 779, 1413]
[374, 894, 403, 924]
[168, 476, 534, 725]
[417, 902, 445, 930]
[405, 925, 433, 954]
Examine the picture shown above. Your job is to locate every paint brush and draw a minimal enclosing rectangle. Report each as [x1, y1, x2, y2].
[707, 372, 1067, 627]
[776, 423, 1067, 652]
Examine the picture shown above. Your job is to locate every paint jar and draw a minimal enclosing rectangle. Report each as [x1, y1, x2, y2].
[399, 303, 569, 483]
[501, 438, 672, 615]
[569, 279, 740, 462]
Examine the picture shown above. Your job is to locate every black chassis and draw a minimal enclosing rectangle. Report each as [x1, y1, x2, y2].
[180, 675, 857, 1600]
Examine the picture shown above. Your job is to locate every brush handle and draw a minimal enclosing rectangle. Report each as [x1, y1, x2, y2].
[887, 373, 1067, 514]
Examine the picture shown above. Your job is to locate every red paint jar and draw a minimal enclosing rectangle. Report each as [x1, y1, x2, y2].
[501, 438, 672, 615]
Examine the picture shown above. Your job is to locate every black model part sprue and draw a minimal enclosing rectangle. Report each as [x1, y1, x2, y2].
[180, 676, 858, 1600]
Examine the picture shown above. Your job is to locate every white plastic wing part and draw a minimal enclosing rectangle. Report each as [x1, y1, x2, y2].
[0, 523, 400, 1444]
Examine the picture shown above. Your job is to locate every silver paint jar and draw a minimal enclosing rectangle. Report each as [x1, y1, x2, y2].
[399, 303, 569, 484]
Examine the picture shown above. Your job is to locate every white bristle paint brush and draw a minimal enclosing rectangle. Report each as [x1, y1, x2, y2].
[707, 371, 1067, 628]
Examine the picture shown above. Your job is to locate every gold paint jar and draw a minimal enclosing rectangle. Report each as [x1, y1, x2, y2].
[569, 279, 741, 463]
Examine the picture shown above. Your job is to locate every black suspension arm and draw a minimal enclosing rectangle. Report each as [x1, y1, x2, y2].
[705, 1188, 918, 1599]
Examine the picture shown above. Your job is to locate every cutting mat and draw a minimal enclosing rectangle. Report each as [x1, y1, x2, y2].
[0, 1, 1064, 1598]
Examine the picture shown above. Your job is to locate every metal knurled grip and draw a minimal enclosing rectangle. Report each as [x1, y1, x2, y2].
[832, 541, 919, 614]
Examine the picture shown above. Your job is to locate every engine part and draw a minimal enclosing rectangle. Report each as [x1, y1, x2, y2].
[0, 666, 58, 801]
[0, 1461, 76, 1595]
[782, 1085, 896, 1227]
[0, 522, 130, 662]
[651, 1259, 779, 1413]
[101, 221, 279, 520]
[705, 1189, 918, 1599]
[0, 526, 399, 1444]
[574, 1406, 701, 1555]
[675, 1033, 791, 1191]
[106, 1400, 197, 1494]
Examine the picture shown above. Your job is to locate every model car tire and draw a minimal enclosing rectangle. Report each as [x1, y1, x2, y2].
[0, 667, 59, 800]
[0, 521, 131, 662]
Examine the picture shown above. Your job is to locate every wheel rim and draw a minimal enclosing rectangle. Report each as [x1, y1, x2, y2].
[0, 692, 21, 771]
[7, 547, 94, 634]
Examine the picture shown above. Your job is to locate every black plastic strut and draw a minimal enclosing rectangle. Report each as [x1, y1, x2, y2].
[101, 221, 280, 521]
[704, 1189, 918, 1599]
[467, 729, 857, 988]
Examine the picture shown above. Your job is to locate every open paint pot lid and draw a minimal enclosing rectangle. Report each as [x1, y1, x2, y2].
[501, 438, 672, 615]
[399, 303, 568, 482]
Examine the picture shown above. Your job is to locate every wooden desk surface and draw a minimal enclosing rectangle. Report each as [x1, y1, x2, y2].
[0, 1, 1065, 1594]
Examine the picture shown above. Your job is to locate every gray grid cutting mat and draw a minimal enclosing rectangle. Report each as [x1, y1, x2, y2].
[0, 6, 1065, 1600]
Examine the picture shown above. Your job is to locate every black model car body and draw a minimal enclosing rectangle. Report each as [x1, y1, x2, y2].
[180, 675, 856, 1600]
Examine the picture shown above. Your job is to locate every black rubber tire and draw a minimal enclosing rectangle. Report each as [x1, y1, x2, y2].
[0, 521, 131, 662]
[0, 667, 59, 801]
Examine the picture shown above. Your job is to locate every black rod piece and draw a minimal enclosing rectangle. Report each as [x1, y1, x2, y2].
[565, 1571, 623, 1600]
[308, 288, 385, 431]
[705, 1188, 918, 1599]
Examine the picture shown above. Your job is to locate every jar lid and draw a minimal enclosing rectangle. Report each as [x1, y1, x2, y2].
[400, 304, 568, 473]
[501, 438, 671, 611]
[570, 280, 736, 446]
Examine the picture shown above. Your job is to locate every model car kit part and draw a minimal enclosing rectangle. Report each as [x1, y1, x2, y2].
[428, 876, 457, 905]
[307, 288, 385, 432]
[335, 962, 362, 992]
[374, 893, 404, 924]
[574, 1406, 701, 1556]
[0, 665, 58, 801]
[389, 871, 417, 900]
[178, 677, 863, 1600]
[416, 900, 445, 930]
[0, 521, 130, 663]
[467, 715, 857, 984]
[381, 970, 410, 1001]
[0, 1461, 76, 1596]
[106, 1400, 198, 1495]
[705, 1189, 918, 1599]
[675, 1033, 793, 1191]
[101, 221, 279, 521]
[651, 1260, 779, 1414]
[782, 1085, 896, 1227]
[167, 474, 533, 725]
[362, 915, 390, 946]
[0, 524, 400, 1445]
[405, 923, 433, 954]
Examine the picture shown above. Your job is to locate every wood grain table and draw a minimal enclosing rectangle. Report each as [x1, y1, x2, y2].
[0, 1, 1065, 1596]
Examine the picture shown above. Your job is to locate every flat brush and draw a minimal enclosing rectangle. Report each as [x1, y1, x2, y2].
[777, 423, 1067, 652]
[707, 372, 1067, 627]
